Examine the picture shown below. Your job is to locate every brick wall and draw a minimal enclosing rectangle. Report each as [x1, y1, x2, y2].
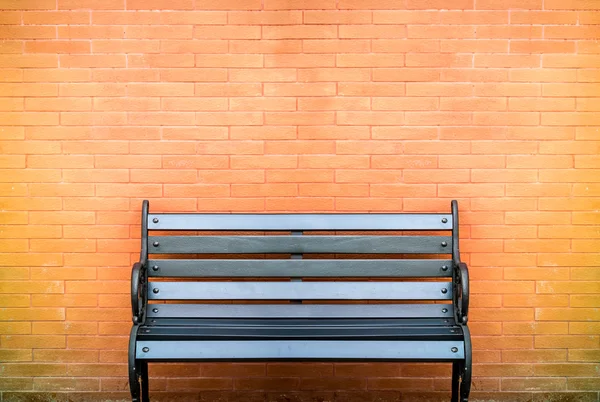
[1, 0, 599, 400]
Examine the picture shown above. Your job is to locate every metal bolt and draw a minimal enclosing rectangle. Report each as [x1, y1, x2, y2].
[142, 347, 149, 353]
[441, 241, 448, 247]
[442, 218, 448, 224]
[153, 241, 159, 247]
[441, 265, 448, 271]
[152, 265, 159, 271]
[153, 288, 159, 294]
[451, 347, 458, 353]
[152, 308, 159, 313]
[442, 308, 448, 313]
[151, 320, 156, 323]
[153, 218, 159, 223]
[441, 288, 448, 294]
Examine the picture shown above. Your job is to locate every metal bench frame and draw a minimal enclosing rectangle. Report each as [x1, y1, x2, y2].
[129, 200, 471, 402]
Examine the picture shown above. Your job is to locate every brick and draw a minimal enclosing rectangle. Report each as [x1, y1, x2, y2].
[162, 127, 228, 140]
[231, 184, 296, 197]
[199, 170, 264, 184]
[266, 112, 335, 126]
[126, 25, 192, 39]
[337, 111, 404, 126]
[231, 40, 301, 54]
[337, 53, 405, 68]
[267, 169, 333, 183]
[337, 141, 402, 155]
[231, 156, 297, 169]
[305, 10, 371, 24]
[266, 198, 334, 212]
[229, 10, 302, 24]
[304, 39, 370, 54]
[194, 0, 261, 10]
[336, 169, 402, 183]
[408, 25, 476, 39]
[299, 68, 370, 82]
[263, 25, 336, 39]
[194, 25, 260, 39]
[446, 39, 509, 53]
[195, 83, 262, 96]
[196, 54, 263, 68]
[160, 40, 227, 54]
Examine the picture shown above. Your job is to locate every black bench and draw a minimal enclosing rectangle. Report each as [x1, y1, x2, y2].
[128, 200, 471, 402]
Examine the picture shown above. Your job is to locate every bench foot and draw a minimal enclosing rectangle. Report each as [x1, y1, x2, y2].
[129, 325, 142, 402]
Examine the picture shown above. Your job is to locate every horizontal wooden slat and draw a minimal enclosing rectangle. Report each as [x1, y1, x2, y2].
[136, 340, 464, 360]
[147, 282, 452, 301]
[148, 236, 452, 254]
[148, 259, 453, 278]
[138, 325, 462, 340]
[146, 304, 454, 319]
[148, 213, 452, 231]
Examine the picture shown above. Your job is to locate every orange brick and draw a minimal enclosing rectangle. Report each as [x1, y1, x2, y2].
[194, 25, 260, 39]
[194, 0, 261, 10]
[299, 67, 371, 82]
[263, 25, 336, 39]
[337, 111, 404, 126]
[199, 170, 264, 184]
[304, 39, 370, 54]
[229, 10, 302, 24]
[407, 54, 472, 68]
[335, 170, 402, 183]
[266, 112, 335, 126]
[267, 169, 333, 183]
[230, 97, 296, 111]
[305, 10, 371, 24]
[231, 184, 297, 197]
[266, 197, 334, 212]
[231, 156, 297, 169]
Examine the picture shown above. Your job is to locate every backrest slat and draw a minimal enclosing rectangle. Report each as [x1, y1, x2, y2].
[148, 213, 452, 231]
[147, 282, 452, 301]
[146, 304, 454, 319]
[148, 259, 453, 278]
[148, 235, 452, 255]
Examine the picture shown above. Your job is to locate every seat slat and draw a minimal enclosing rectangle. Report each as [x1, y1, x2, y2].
[148, 236, 452, 254]
[148, 213, 452, 231]
[148, 259, 453, 278]
[147, 282, 452, 301]
[136, 340, 465, 360]
[138, 326, 462, 340]
[146, 304, 454, 319]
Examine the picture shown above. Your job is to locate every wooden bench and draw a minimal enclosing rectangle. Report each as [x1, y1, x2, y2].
[128, 200, 471, 402]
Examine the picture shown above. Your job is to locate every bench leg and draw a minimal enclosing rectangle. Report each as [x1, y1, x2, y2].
[460, 324, 472, 402]
[451, 362, 460, 402]
[128, 325, 141, 402]
[140, 361, 149, 402]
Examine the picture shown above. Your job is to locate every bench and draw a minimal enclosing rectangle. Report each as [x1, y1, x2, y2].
[128, 200, 471, 402]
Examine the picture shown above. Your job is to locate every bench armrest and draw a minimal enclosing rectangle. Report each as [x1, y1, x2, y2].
[454, 262, 469, 325]
[131, 262, 147, 325]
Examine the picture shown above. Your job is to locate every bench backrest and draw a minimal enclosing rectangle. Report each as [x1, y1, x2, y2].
[140, 200, 460, 319]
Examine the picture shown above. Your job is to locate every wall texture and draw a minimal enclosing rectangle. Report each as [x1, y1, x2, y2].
[1, 0, 599, 400]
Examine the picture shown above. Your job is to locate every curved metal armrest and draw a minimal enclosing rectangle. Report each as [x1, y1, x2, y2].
[454, 262, 470, 324]
[131, 262, 147, 324]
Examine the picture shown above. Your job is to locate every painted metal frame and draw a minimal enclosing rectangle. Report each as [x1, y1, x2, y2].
[128, 199, 472, 402]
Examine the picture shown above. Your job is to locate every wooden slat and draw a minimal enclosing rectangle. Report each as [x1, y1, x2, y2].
[148, 213, 452, 231]
[136, 340, 465, 360]
[146, 304, 454, 319]
[147, 281, 453, 301]
[148, 235, 452, 254]
[147, 259, 453, 278]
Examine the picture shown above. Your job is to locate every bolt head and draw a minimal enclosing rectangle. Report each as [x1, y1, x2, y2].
[142, 347, 149, 353]
[152, 308, 159, 313]
[153, 288, 159, 294]
[152, 265, 159, 271]
[442, 218, 448, 224]
[153, 241, 159, 247]
[441, 288, 448, 294]
[441, 241, 448, 247]
[153, 218, 159, 223]
[441, 265, 449, 271]
[442, 308, 448, 313]
[451, 347, 458, 353]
